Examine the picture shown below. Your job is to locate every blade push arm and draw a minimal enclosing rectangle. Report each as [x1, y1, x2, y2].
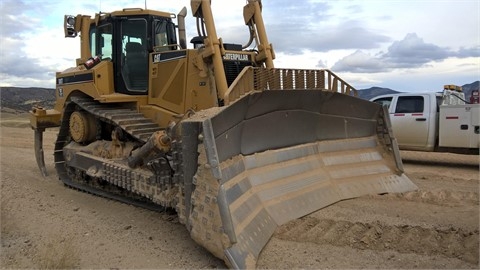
[243, 0, 275, 68]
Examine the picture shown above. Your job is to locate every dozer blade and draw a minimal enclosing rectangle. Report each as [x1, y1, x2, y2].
[180, 90, 417, 269]
[34, 128, 48, 177]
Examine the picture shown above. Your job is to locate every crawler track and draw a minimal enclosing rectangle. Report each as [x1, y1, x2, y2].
[68, 96, 162, 142]
[53, 96, 168, 212]
[52, 96, 222, 264]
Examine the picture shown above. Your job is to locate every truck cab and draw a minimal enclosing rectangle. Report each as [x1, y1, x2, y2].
[372, 92, 442, 151]
[371, 88, 479, 153]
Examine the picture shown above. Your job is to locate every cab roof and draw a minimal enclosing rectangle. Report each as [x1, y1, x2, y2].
[109, 8, 174, 18]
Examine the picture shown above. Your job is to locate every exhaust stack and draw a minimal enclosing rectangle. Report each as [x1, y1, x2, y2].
[177, 7, 187, 49]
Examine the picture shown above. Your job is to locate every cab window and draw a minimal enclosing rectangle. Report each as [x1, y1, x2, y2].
[154, 20, 168, 49]
[153, 19, 177, 51]
[121, 18, 148, 92]
[97, 24, 113, 59]
[395, 96, 424, 113]
[90, 26, 96, 56]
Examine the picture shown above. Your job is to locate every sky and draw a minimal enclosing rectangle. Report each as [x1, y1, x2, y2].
[0, 0, 479, 92]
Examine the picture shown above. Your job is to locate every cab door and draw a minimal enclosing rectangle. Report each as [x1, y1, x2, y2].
[114, 17, 149, 94]
[390, 95, 430, 149]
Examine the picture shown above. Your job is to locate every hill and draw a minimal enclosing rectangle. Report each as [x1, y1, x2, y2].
[357, 81, 479, 100]
[0, 87, 55, 113]
[356, 87, 399, 100]
[461, 81, 480, 99]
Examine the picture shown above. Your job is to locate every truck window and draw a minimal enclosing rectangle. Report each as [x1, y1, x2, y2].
[395, 96, 424, 113]
[436, 95, 442, 112]
[372, 97, 393, 108]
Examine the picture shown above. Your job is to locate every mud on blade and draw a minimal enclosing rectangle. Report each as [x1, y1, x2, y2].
[179, 90, 417, 269]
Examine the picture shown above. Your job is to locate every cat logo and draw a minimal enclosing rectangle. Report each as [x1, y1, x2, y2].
[153, 53, 162, 63]
[223, 53, 249, 62]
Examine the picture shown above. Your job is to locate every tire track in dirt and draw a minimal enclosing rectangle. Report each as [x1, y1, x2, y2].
[272, 159, 479, 268]
[370, 189, 479, 207]
[275, 216, 479, 265]
[367, 169, 479, 207]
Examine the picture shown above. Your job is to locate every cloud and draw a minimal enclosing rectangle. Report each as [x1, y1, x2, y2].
[311, 22, 391, 51]
[265, 20, 390, 54]
[0, 1, 32, 37]
[331, 50, 387, 73]
[455, 46, 480, 58]
[216, 0, 391, 54]
[332, 33, 479, 73]
[382, 33, 450, 66]
[0, 0, 55, 83]
[316, 59, 328, 68]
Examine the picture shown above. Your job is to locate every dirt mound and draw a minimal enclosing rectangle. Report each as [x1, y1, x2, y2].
[276, 215, 478, 264]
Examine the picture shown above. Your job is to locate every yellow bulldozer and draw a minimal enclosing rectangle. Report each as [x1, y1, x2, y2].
[30, 0, 416, 268]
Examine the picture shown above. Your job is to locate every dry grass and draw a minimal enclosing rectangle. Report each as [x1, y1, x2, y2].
[0, 112, 31, 128]
[2, 199, 79, 269]
[1, 194, 15, 234]
[38, 236, 79, 269]
[0, 120, 31, 128]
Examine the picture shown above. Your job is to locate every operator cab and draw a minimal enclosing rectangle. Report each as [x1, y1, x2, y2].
[88, 10, 177, 94]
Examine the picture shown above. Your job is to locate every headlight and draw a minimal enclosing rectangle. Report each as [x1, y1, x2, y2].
[64, 15, 77, 37]
[66, 16, 76, 26]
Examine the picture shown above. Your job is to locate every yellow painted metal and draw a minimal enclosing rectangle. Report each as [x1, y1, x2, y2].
[224, 67, 358, 105]
[29, 107, 61, 129]
[243, 0, 275, 68]
[192, 0, 230, 100]
[93, 61, 115, 95]
[69, 111, 97, 143]
[444, 84, 462, 92]
[149, 53, 188, 114]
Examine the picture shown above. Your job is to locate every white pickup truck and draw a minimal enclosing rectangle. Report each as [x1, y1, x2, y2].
[370, 85, 479, 154]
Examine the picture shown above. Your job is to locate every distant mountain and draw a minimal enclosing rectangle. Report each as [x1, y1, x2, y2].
[357, 81, 479, 101]
[0, 87, 55, 112]
[461, 81, 479, 100]
[356, 87, 399, 100]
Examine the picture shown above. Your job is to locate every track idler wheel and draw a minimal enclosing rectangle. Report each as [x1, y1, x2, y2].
[69, 111, 97, 143]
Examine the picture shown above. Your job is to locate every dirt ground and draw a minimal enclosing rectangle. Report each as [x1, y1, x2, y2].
[1, 113, 479, 269]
